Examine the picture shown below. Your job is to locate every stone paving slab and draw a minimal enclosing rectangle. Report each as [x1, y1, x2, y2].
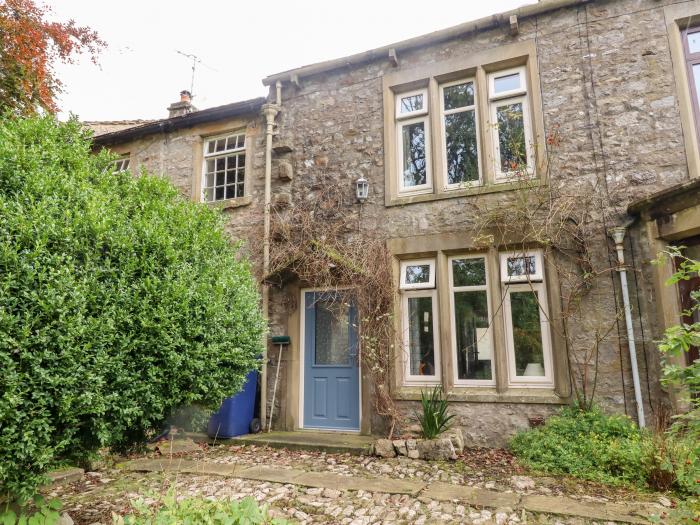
[122, 458, 654, 523]
[46, 467, 85, 486]
[521, 495, 653, 525]
[422, 481, 520, 508]
[297, 471, 425, 495]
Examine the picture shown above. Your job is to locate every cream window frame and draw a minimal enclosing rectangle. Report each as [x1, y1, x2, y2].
[488, 67, 535, 182]
[201, 131, 247, 203]
[448, 255, 495, 387]
[396, 115, 432, 195]
[499, 250, 544, 283]
[112, 155, 130, 174]
[399, 258, 436, 290]
[439, 78, 481, 189]
[489, 66, 527, 100]
[401, 289, 442, 385]
[502, 279, 554, 388]
[396, 88, 429, 119]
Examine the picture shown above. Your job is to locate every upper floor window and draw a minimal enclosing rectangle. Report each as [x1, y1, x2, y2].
[683, 27, 700, 137]
[489, 67, 534, 180]
[202, 132, 246, 202]
[383, 42, 543, 205]
[396, 89, 431, 194]
[392, 66, 535, 196]
[440, 79, 479, 187]
[112, 155, 130, 174]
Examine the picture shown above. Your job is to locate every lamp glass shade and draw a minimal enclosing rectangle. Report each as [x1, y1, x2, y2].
[356, 177, 369, 202]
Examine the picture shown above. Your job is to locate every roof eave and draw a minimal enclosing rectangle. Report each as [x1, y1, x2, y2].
[93, 97, 267, 147]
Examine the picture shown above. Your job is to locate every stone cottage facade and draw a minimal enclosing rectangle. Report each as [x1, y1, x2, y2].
[93, 0, 700, 446]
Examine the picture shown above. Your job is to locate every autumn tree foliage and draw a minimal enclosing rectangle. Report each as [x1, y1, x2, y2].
[0, 0, 104, 115]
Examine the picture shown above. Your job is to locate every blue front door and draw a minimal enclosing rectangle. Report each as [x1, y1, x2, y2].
[303, 291, 360, 430]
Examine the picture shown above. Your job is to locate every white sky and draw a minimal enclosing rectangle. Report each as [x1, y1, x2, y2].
[48, 0, 535, 121]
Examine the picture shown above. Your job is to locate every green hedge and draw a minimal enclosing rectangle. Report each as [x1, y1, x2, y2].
[0, 116, 264, 502]
[509, 406, 647, 486]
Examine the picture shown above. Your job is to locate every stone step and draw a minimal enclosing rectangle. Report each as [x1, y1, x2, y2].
[189, 430, 375, 456]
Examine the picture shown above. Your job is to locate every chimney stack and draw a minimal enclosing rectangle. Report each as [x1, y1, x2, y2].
[167, 90, 196, 118]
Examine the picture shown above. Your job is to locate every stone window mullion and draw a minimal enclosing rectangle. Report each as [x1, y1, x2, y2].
[428, 77, 443, 196]
[486, 247, 509, 393]
[475, 66, 494, 186]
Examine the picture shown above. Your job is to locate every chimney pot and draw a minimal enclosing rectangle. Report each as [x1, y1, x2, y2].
[167, 89, 197, 118]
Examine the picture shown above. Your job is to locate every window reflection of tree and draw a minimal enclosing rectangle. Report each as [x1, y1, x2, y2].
[497, 103, 526, 173]
[510, 291, 544, 374]
[403, 123, 426, 187]
[445, 111, 478, 184]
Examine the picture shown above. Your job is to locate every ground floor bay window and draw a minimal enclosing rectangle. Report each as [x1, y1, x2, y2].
[397, 248, 556, 393]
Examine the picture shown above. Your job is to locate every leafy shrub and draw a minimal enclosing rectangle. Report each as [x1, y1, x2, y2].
[509, 406, 649, 486]
[114, 494, 290, 525]
[0, 116, 265, 503]
[418, 386, 454, 439]
[0, 496, 62, 525]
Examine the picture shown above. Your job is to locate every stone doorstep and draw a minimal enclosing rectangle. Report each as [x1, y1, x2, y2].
[122, 459, 656, 524]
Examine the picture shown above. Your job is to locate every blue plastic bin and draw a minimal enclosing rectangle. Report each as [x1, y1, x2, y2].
[207, 369, 258, 438]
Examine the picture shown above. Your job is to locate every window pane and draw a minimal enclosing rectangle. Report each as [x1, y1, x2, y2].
[400, 93, 424, 114]
[225, 185, 236, 199]
[215, 187, 225, 200]
[494, 72, 521, 94]
[206, 159, 215, 174]
[693, 64, 700, 109]
[237, 153, 246, 167]
[497, 102, 526, 173]
[507, 255, 536, 278]
[405, 264, 431, 285]
[203, 188, 213, 202]
[407, 296, 436, 376]
[401, 121, 427, 188]
[510, 290, 545, 377]
[443, 82, 474, 110]
[445, 110, 479, 184]
[215, 139, 226, 152]
[205, 173, 215, 187]
[689, 31, 700, 54]
[236, 182, 244, 196]
[315, 298, 350, 365]
[216, 172, 225, 186]
[216, 158, 226, 171]
[207, 141, 215, 154]
[237, 135, 245, 148]
[452, 258, 486, 287]
[454, 290, 491, 381]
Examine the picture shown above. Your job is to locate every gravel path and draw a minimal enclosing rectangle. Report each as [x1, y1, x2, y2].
[50, 443, 667, 525]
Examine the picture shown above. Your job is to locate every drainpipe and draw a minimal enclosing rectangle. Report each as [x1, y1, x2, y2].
[609, 226, 646, 428]
[260, 84, 282, 430]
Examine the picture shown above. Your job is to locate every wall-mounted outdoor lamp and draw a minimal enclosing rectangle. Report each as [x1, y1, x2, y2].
[355, 176, 369, 203]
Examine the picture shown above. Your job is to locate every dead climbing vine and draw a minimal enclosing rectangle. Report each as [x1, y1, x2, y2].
[471, 126, 622, 410]
[267, 183, 399, 435]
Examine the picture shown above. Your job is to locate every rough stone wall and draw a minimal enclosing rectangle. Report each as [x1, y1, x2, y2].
[106, 0, 692, 444]
[266, 0, 691, 443]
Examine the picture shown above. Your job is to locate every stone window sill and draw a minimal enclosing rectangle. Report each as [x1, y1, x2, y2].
[393, 386, 567, 405]
[205, 195, 252, 210]
[386, 178, 544, 207]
